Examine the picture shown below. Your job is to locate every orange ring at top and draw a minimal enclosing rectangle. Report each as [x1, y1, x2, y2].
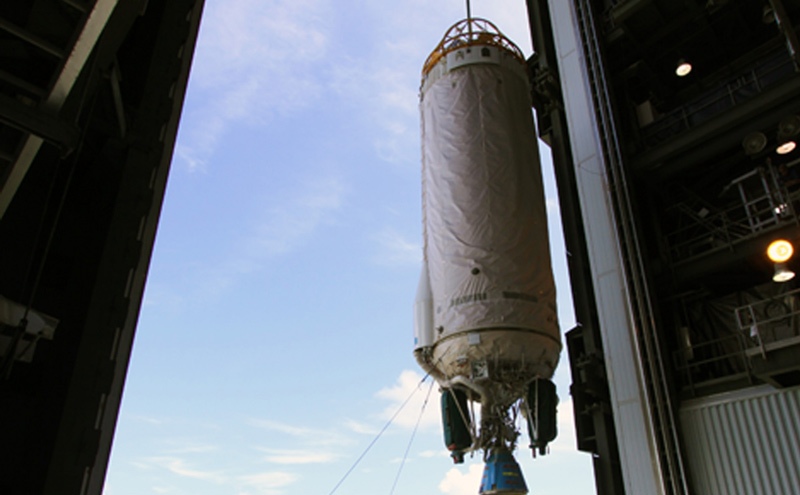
[421, 18, 525, 81]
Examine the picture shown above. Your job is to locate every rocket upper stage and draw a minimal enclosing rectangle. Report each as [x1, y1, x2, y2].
[413, 18, 562, 494]
[416, 18, 561, 389]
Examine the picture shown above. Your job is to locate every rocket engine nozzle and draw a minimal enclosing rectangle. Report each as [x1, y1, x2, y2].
[479, 449, 528, 495]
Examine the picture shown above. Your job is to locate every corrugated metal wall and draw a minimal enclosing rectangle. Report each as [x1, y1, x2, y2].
[680, 385, 800, 495]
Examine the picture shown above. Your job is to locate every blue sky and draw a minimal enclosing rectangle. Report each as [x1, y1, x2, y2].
[104, 1, 597, 494]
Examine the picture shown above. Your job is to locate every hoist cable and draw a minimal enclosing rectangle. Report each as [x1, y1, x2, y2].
[389, 377, 436, 495]
[327, 372, 431, 495]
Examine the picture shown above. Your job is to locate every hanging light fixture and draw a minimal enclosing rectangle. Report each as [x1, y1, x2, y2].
[777, 141, 797, 155]
[767, 239, 793, 263]
[768, 240, 795, 282]
[675, 58, 692, 77]
[777, 115, 800, 154]
[742, 131, 767, 155]
[773, 263, 795, 282]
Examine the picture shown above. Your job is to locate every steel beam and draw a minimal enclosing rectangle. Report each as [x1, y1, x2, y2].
[0, 0, 120, 219]
[0, 94, 80, 151]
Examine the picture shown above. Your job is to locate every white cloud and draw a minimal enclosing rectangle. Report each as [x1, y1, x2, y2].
[192, 172, 346, 299]
[438, 463, 483, 495]
[141, 282, 186, 309]
[257, 448, 339, 464]
[247, 418, 351, 447]
[135, 447, 311, 493]
[548, 397, 579, 453]
[376, 370, 440, 430]
[321, 4, 446, 167]
[141, 456, 226, 483]
[344, 419, 380, 435]
[129, 414, 164, 424]
[327, 59, 420, 165]
[238, 472, 298, 495]
[248, 418, 311, 436]
[358, 1, 534, 168]
[249, 174, 346, 257]
[193, 0, 329, 85]
[177, 0, 331, 171]
[371, 228, 421, 267]
[174, 0, 538, 173]
[419, 450, 450, 458]
[164, 443, 218, 454]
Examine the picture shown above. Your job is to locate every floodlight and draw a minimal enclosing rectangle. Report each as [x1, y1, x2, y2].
[777, 116, 800, 154]
[767, 239, 793, 263]
[777, 141, 796, 155]
[675, 59, 692, 77]
[773, 263, 795, 282]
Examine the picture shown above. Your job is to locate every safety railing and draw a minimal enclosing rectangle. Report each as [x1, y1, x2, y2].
[673, 332, 753, 396]
[734, 286, 800, 359]
[421, 18, 525, 80]
[664, 165, 800, 265]
[675, 287, 800, 394]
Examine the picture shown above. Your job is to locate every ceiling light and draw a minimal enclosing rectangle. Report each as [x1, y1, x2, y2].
[767, 239, 794, 263]
[675, 59, 692, 77]
[777, 141, 797, 154]
[773, 263, 795, 282]
[742, 131, 767, 155]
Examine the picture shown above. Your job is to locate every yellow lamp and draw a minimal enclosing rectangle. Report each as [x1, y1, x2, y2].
[767, 240, 793, 262]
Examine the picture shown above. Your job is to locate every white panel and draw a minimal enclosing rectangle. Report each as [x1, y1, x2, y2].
[597, 273, 660, 494]
[557, 39, 597, 165]
[549, 0, 577, 61]
[563, 76, 599, 165]
[594, 281, 638, 404]
[619, 400, 660, 492]
[576, 157, 617, 279]
[680, 386, 800, 495]
[552, 3, 599, 166]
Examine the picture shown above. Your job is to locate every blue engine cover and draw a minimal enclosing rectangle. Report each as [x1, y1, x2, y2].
[479, 450, 528, 495]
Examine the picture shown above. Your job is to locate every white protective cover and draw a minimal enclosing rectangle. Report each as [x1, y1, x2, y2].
[420, 57, 559, 356]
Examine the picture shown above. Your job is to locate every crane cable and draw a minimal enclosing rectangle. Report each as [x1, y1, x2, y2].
[327, 372, 432, 495]
[389, 377, 436, 495]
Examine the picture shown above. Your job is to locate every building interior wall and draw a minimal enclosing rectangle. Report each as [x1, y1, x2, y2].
[530, 1, 800, 494]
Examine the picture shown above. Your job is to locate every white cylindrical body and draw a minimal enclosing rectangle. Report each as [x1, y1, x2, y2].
[420, 40, 560, 384]
[414, 260, 434, 350]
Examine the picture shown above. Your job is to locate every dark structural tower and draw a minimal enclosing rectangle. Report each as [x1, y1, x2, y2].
[0, 1, 204, 494]
[526, 1, 800, 494]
